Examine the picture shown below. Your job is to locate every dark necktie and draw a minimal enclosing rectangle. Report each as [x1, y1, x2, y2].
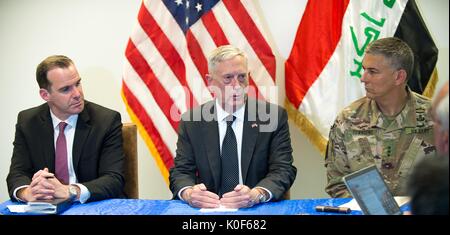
[55, 122, 69, 185]
[220, 115, 239, 196]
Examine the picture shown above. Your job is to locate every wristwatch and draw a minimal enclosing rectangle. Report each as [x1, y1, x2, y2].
[68, 185, 78, 201]
[257, 190, 267, 203]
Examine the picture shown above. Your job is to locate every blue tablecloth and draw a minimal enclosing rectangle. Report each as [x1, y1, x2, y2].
[0, 198, 412, 215]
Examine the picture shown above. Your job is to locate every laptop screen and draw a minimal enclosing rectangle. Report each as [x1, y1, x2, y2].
[343, 165, 402, 215]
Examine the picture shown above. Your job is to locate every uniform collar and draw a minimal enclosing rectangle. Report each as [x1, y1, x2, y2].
[370, 87, 417, 130]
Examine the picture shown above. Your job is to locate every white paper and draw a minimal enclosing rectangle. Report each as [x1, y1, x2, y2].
[7, 202, 57, 214]
[200, 205, 238, 213]
[340, 196, 411, 211]
[7, 205, 28, 213]
[394, 196, 411, 207]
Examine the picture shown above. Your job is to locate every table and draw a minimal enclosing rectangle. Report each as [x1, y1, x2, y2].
[3, 199, 435, 234]
[0, 198, 409, 215]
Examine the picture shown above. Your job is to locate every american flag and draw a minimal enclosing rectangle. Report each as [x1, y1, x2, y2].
[122, 0, 277, 183]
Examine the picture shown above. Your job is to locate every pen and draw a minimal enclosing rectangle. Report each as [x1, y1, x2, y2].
[315, 205, 351, 214]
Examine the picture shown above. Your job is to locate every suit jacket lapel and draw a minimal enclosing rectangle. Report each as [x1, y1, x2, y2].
[201, 102, 221, 191]
[73, 104, 92, 170]
[241, 100, 258, 183]
[39, 105, 56, 170]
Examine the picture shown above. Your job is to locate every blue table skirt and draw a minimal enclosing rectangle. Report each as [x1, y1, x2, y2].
[1, 198, 349, 215]
[0, 198, 409, 215]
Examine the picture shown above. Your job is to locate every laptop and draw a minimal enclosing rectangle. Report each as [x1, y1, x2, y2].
[343, 165, 402, 215]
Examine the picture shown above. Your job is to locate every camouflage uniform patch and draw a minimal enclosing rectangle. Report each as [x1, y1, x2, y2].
[325, 89, 436, 198]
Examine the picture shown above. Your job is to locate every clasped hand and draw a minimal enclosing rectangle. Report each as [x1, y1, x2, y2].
[184, 183, 259, 209]
[19, 168, 69, 202]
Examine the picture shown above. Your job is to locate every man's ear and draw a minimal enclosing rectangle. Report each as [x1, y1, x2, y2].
[395, 69, 408, 85]
[39, 88, 50, 101]
[206, 74, 212, 86]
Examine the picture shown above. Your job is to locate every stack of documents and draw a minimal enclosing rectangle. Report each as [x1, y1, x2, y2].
[7, 198, 73, 215]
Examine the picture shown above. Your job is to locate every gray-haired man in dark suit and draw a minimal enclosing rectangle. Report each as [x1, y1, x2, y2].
[169, 45, 297, 209]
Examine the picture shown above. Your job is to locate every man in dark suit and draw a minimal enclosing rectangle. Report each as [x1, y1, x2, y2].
[7, 55, 125, 203]
[169, 45, 296, 209]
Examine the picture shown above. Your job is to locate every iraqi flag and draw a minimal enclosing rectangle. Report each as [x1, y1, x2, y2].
[285, 0, 438, 155]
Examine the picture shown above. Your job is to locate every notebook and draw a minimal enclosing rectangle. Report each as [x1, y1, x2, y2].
[25, 198, 73, 214]
[343, 165, 402, 215]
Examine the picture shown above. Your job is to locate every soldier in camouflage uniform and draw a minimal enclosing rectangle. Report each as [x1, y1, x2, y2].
[325, 37, 436, 198]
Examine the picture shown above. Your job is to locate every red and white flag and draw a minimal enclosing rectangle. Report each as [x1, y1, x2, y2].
[122, 0, 276, 183]
[285, 0, 438, 156]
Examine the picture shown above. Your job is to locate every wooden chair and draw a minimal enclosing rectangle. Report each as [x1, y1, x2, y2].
[122, 123, 138, 199]
[284, 190, 291, 200]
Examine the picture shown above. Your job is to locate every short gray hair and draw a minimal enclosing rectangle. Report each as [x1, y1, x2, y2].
[207, 45, 248, 73]
[365, 37, 414, 81]
[436, 94, 449, 131]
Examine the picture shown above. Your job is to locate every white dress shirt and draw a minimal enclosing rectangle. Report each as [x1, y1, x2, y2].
[216, 100, 272, 201]
[49, 111, 90, 203]
[215, 99, 245, 185]
[13, 111, 90, 203]
[178, 100, 272, 202]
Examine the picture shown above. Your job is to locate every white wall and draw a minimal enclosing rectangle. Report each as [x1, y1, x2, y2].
[0, 0, 448, 202]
